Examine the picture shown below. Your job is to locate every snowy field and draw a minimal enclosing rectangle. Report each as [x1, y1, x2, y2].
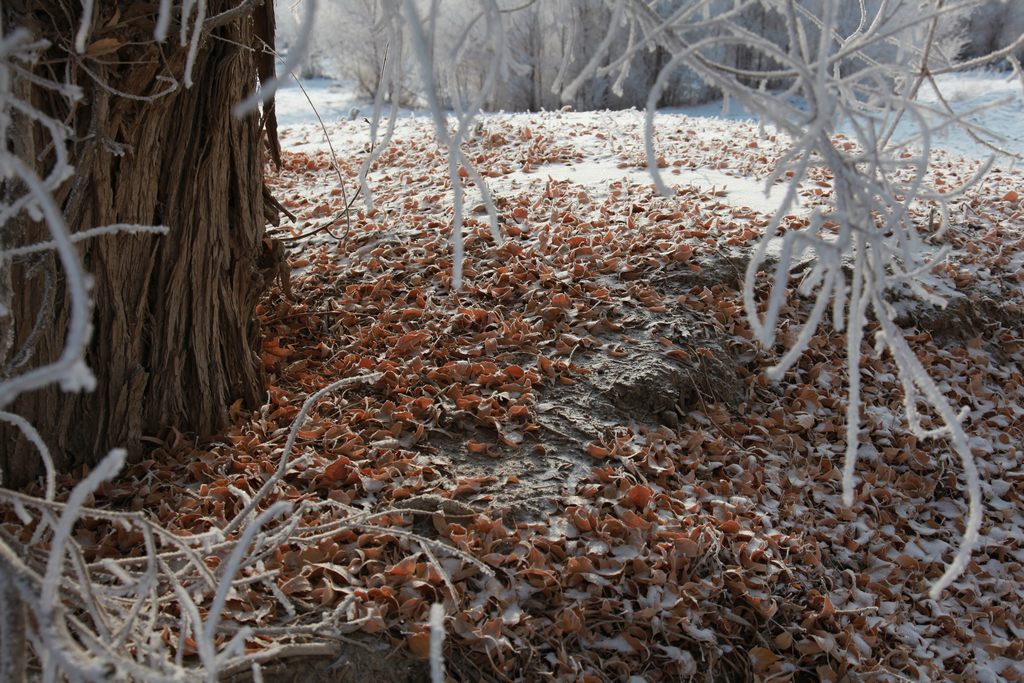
[275, 69, 1024, 162]
[677, 70, 1024, 162]
[273, 69, 1024, 235]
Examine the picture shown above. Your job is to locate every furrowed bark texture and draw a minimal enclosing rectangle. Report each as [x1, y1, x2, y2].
[0, 568, 27, 683]
[1, 2, 274, 487]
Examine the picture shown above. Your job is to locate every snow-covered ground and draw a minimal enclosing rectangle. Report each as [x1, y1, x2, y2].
[673, 70, 1024, 162]
[907, 69, 1024, 159]
[272, 69, 1022, 246]
[274, 69, 1024, 162]
[273, 78, 365, 128]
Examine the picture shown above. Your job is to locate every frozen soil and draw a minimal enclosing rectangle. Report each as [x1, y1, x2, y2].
[221, 637, 428, 683]
[429, 264, 752, 521]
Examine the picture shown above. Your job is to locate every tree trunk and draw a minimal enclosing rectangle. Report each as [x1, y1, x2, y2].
[1, 3, 275, 488]
[0, 569, 27, 683]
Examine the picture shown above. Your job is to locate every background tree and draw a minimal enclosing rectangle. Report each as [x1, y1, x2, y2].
[281, 0, 973, 112]
[964, 0, 1024, 59]
[0, 1, 282, 487]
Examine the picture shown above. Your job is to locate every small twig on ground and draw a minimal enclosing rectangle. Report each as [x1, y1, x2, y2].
[273, 220, 343, 243]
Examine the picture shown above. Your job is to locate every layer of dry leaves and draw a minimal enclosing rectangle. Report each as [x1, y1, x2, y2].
[31, 111, 1024, 681]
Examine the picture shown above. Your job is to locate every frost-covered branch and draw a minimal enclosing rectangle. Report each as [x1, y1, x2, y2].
[0, 224, 170, 259]
[594, 0, 995, 598]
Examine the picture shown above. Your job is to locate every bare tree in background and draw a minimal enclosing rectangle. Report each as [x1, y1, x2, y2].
[964, 0, 1024, 60]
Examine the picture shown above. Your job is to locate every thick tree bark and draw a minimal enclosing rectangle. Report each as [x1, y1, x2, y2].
[0, 568, 27, 683]
[1, 3, 275, 487]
